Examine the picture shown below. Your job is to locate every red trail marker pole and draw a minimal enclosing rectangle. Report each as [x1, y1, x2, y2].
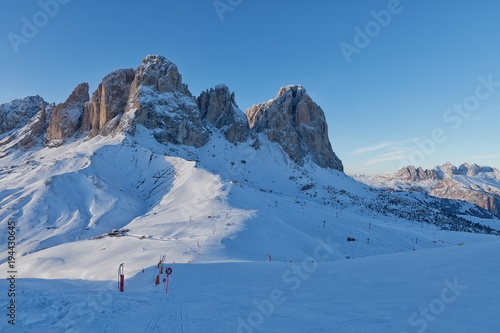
[118, 263, 125, 292]
[165, 266, 173, 295]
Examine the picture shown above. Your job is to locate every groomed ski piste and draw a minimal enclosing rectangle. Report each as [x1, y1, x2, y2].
[1, 129, 500, 332]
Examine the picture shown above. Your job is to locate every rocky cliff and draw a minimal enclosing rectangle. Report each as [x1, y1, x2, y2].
[79, 69, 135, 137]
[0, 95, 54, 149]
[396, 166, 439, 182]
[46, 82, 89, 144]
[197, 84, 249, 143]
[0, 95, 46, 135]
[0, 55, 343, 171]
[120, 55, 209, 147]
[246, 85, 343, 171]
[430, 177, 500, 217]
[430, 163, 500, 217]
[360, 163, 500, 218]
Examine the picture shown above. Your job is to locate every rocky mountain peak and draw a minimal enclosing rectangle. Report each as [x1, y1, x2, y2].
[458, 163, 471, 175]
[441, 162, 457, 171]
[79, 68, 135, 137]
[382, 162, 500, 218]
[0, 95, 54, 150]
[432, 162, 458, 178]
[395, 162, 498, 182]
[276, 84, 304, 99]
[0, 95, 46, 135]
[198, 84, 235, 122]
[197, 84, 249, 143]
[396, 166, 439, 182]
[132, 55, 190, 96]
[46, 83, 89, 144]
[246, 85, 343, 171]
[1, 55, 344, 171]
[457, 163, 494, 177]
[120, 55, 209, 147]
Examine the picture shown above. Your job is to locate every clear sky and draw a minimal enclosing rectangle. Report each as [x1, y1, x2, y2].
[1, 0, 499, 175]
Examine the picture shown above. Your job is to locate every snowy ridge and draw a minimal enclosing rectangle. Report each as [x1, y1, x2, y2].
[355, 163, 500, 218]
[1, 55, 500, 332]
[0, 96, 46, 136]
[1, 129, 498, 283]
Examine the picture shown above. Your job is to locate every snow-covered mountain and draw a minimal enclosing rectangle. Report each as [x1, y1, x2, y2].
[356, 163, 500, 218]
[0, 55, 348, 276]
[1, 55, 500, 332]
[1, 55, 499, 277]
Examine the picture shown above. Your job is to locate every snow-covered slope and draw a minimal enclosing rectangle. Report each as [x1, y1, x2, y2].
[1, 55, 499, 332]
[356, 163, 500, 219]
[2, 238, 500, 332]
[1, 130, 498, 282]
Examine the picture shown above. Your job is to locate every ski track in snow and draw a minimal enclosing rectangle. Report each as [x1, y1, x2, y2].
[1, 241, 500, 332]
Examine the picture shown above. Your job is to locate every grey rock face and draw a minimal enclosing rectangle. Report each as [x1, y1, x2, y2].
[0, 96, 54, 149]
[131, 55, 190, 95]
[121, 55, 209, 147]
[396, 166, 440, 182]
[16, 102, 54, 149]
[1, 55, 345, 172]
[246, 85, 343, 171]
[457, 163, 494, 177]
[390, 162, 500, 218]
[80, 69, 135, 137]
[432, 162, 458, 178]
[0, 95, 46, 135]
[431, 177, 500, 217]
[46, 83, 89, 143]
[197, 84, 249, 143]
[432, 162, 495, 178]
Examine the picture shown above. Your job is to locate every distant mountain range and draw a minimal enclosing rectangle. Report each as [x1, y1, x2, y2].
[356, 163, 500, 218]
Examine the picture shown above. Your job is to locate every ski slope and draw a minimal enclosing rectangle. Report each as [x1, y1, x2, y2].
[1, 240, 499, 332]
[1, 129, 499, 332]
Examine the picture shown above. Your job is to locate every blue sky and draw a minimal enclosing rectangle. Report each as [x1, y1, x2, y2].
[1, 0, 499, 175]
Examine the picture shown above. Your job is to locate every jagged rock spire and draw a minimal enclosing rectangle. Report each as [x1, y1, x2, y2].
[46, 82, 89, 143]
[197, 84, 249, 143]
[1, 55, 345, 172]
[246, 85, 343, 171]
